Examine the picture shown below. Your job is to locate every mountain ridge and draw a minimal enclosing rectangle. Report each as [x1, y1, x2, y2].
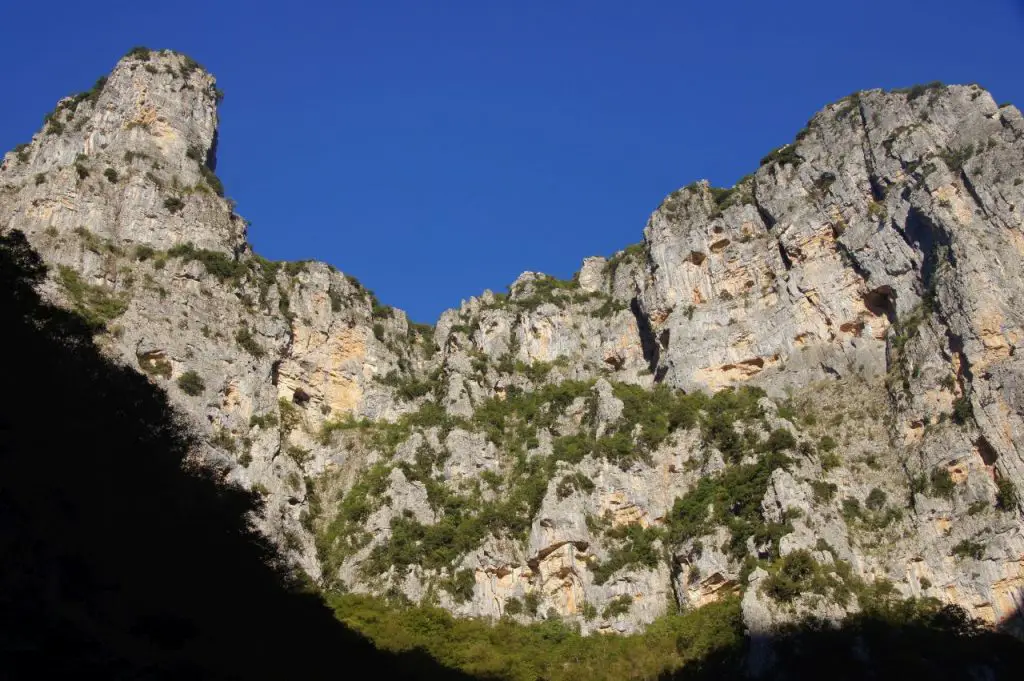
[3, 47, 1024, 650]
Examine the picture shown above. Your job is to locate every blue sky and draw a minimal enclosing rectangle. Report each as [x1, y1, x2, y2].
[2, 1, 1022, 322]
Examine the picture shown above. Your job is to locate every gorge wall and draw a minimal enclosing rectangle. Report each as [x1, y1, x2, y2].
[3, 49, 1024, 637]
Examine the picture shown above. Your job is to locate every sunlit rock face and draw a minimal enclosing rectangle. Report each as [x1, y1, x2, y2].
[4, 52, 1024, 635]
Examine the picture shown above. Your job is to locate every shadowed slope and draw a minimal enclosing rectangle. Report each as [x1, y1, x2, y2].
[0, 228, 471, 680]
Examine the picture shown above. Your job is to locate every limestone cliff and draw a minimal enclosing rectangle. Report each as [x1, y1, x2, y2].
[3, 51, 1023, 637]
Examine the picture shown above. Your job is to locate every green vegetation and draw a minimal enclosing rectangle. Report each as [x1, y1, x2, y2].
[605, 242, 645, 281]
[137, 352, 172, 379]
[939, 144, 976, 174]
[376, 369, 441, 401]
[760, 144, 803, 169]
[708, 177, 755, 212]
[951, 539, 985, 560]
[199, 165, 225, 196]
[893, 81, 945, 102]
[762, 550, 820, 602]
[601, 595, 633, 618]
[760, 550, 902, 609]
[316, 463, 393, 583]
[164, 197, 185, 214]
[249, 412, 279, 429]
[14, 143, 30, 163]
[667, 449, 792, 561]
[167, 242, 246, 282]
[867, 200, 887, 222]
[555, 471, 595, 500]
[952, 394, 973, 424]
[125, 46, 152, 61]
[810, 480, 837, 503]
[315, 382, 790, 588]
[865, 488, 887, 511]
[504, 597, 523, 615]
[41, 75, 107, 137]
[591, 524, 663, 585]
[103, 167, 119, 183]
[285, 445, 311, 465]
[930, 467, 956, 500]
[176, 370, 205, 396]
[235, 325, 265, 357]
[57, 265, 128, 329]
[211, 429, 236, 452]
[441, 568, 476, 604]
[996, 477, 1019, 512]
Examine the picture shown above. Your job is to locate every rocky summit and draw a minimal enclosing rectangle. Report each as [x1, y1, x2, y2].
[4, 48, 1024, 644]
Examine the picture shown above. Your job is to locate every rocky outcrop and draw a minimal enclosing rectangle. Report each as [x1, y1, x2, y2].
[4, 53, 1024, 637]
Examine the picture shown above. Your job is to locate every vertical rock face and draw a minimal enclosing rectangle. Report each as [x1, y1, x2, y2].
[4, 54, 1024, 637]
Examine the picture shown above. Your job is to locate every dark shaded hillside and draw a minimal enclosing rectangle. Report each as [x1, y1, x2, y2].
[0, 227, 472, 680]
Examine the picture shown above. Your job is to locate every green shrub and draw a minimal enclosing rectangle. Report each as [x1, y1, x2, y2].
[811, 480, 837, 503]
[376, 369, 439, 401]
[967, 500, 988, 516]
[763, 550, 818, 603]
[939, 144, 975, 174]
[199, 165, 224, 196]
[951, 395, 973, 424]
[930, 468, 955, 499]
[555, 472, 595, 500]
[235, 326, 265, 357]
[819, 435, 837, 452]
[504, 597, 523, 616]
[865, 488, 887, 511]
[666, 450, 792, 560]
[133, 245, 156, 261]
[211, 429, 236, 452]
[995, 477, 1018, 512]
[125, 46, 152, 60]
[951, 539, 984, 560]
[590, 524, 662, 585]
[164, 197, 185, 214]
[602, 595, 632, 619]
[137, 352, 172, 379]
[442, 569, 476, 604]
[760, 144, 802, 169]
[523, 592, 541, 617]
[285, 445, 310, 465]
[167, 242, 246, 282]
[57, 265, 129, 329]
[176, 370, 205, 396]
[249, 412, 279, 429]
[34, 173, 46, 185]
[896, 81, 944, 101]
[761, 428, 797, 453]
[103, 168, 119, 183]
[820, 452, 841, 471]
[841, 497, 862, 522]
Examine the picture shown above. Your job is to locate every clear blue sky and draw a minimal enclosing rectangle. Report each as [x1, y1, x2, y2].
[2, 1, 1022, 322]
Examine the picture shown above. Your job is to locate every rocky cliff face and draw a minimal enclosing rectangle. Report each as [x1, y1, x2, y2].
[4, 51, 1023, 637]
